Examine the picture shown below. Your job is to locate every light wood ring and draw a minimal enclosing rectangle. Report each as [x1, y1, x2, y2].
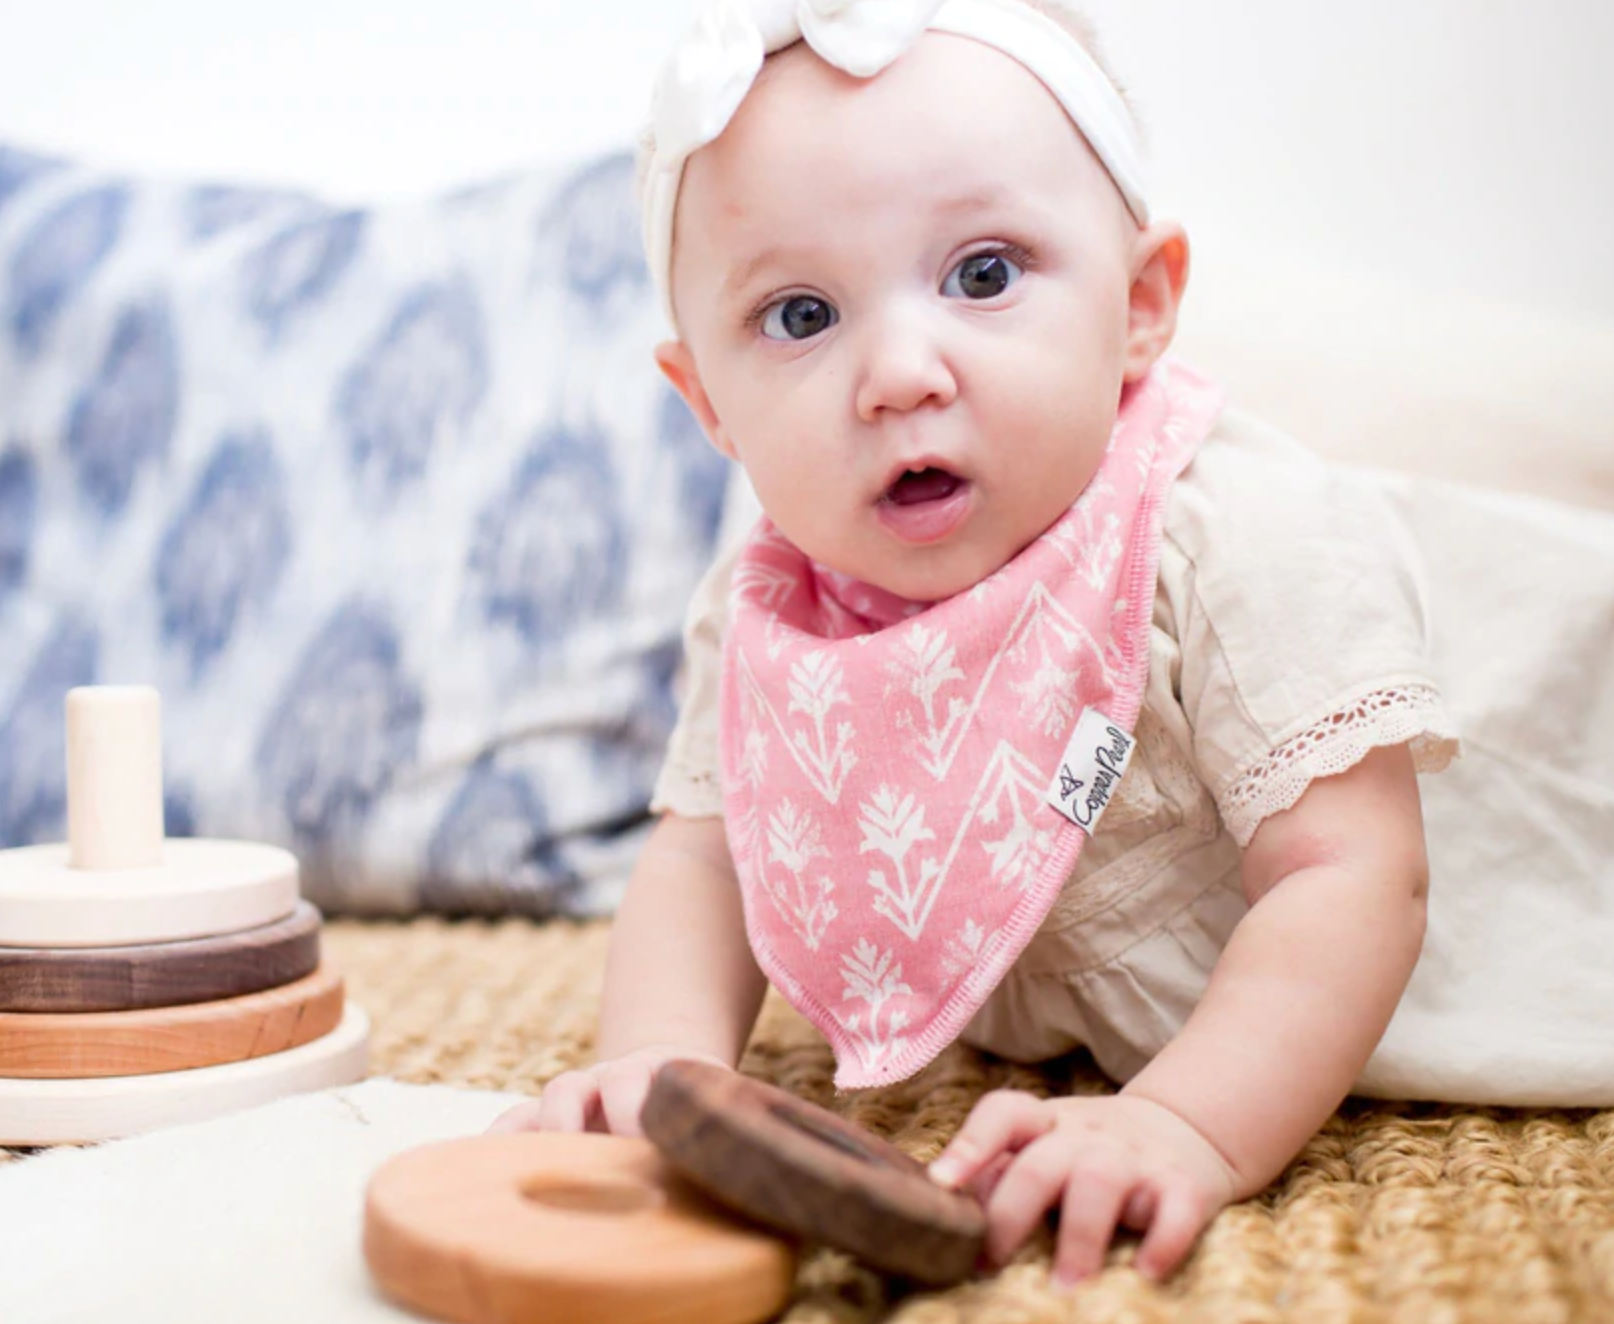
[0, 965, 344, 1078]
[641, 1060, 985, 1286]
[364, 1132, 797, 1324]
[0, 1003, 370, 1145]
[0, 901, 322, 1013]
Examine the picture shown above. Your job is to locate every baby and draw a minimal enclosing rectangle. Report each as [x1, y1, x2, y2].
[495, 0, 1614, 1288]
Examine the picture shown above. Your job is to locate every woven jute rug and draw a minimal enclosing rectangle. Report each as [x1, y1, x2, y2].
[318, 915, 1614, 1324]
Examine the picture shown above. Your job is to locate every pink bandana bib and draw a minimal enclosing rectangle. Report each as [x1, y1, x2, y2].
[719, 362, 1224, 1088]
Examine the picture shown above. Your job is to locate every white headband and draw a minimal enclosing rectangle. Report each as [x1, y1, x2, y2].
[642, 0, 1150, 330]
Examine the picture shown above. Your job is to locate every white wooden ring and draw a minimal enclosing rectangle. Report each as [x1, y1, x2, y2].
[0, 1003, 370, 1146]
[0, 839, 299, 948]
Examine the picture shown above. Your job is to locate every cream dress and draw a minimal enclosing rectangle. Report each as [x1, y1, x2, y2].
[652, 409, 1614, 1107]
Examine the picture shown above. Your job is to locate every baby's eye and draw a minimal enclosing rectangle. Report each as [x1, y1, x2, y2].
[942, 252, 1022, 300]
[760, 295, 839, 342]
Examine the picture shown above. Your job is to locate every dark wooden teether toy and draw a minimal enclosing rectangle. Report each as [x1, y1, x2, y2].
[640, 1059, 985, 1286]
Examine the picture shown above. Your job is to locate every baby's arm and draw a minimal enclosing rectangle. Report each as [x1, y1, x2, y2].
[490, 811, 766, 1135]
[931, 743, 1429, 1283]
[1125, 741, 1428, 1194]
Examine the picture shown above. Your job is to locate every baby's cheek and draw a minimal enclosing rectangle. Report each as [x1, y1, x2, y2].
[747, 460, 832, 542]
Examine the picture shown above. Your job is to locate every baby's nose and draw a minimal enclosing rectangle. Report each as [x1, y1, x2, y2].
[853, 311, 958, 421]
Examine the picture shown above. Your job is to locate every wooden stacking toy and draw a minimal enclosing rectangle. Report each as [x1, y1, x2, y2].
[0, 686, 369, 1145]
[363, 1060, 986, 1323]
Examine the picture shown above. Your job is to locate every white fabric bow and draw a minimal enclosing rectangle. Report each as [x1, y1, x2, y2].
[650, 0, 946, 169]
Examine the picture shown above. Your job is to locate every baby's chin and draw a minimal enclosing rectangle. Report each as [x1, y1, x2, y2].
[827, 546, 1016, 608]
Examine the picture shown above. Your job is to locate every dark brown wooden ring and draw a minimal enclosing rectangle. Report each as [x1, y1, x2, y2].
[0, 901, 322, 1012]
[641, 1059, 985, 1286]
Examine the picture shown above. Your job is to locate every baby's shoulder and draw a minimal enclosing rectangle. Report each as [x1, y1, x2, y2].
[1163, 407, 1416, 585]
[1155, 407, 1433, 694]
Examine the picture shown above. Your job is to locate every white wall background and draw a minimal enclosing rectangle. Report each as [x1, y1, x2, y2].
[1, 0, 1609, 324]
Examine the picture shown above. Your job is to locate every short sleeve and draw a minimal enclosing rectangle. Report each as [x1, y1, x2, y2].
[648, 523, 750, 820]
[1161, 410, 1462, 847]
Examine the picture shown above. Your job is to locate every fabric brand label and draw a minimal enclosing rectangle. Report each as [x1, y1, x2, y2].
[1046, 707, 1136, 835]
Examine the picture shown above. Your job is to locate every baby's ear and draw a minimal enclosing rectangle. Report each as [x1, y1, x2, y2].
[1122, 222, 1190, 383]
[655, 341, 738, 459]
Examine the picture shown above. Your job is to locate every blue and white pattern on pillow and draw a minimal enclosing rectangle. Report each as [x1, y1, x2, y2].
[0, 146, 728, 917]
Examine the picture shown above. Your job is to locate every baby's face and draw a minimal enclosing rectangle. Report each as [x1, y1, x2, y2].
[661, 31, 1168, 601]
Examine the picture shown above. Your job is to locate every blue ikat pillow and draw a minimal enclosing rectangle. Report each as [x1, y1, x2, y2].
[0, 144, 728, 917]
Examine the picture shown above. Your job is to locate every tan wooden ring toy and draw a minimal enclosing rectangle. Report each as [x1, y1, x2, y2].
[0, 965, 344, 1078]
[0, 1002, 370, 1145]
[0, 900, 322, 1013]
[640, 1060, 986, 1287]
[363, 1132, 797, 1324]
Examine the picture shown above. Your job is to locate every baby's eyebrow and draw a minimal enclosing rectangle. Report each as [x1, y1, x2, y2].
[721, 247, 789, 302]
[933, 185, 1016, 216]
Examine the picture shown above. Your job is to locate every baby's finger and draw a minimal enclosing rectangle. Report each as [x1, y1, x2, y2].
[979, 1133, 1078, 1267]
[485, 1097, 546, 1134]
[964, 1152, 1015, 1205]
[533, 1072, 601, 1133]
[1050, 1157, 1135, 1286]
[1132, 1179, 1213, 1281]
[930, 1090, 1053, 1190]
[598, 1060, 655, 1137]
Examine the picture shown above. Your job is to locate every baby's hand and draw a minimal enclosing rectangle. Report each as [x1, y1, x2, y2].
[928, 1090, 1237, 1285]
[487, 1046, 731, 1137]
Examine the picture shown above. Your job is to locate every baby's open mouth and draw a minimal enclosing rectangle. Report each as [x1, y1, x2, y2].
[876, 463, 973, 544]
[884, 466, 964, 506]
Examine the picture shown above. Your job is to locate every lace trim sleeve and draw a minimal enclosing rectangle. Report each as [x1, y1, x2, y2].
[649, 751, 726, 820]
[1218, 684, 1461, 847]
